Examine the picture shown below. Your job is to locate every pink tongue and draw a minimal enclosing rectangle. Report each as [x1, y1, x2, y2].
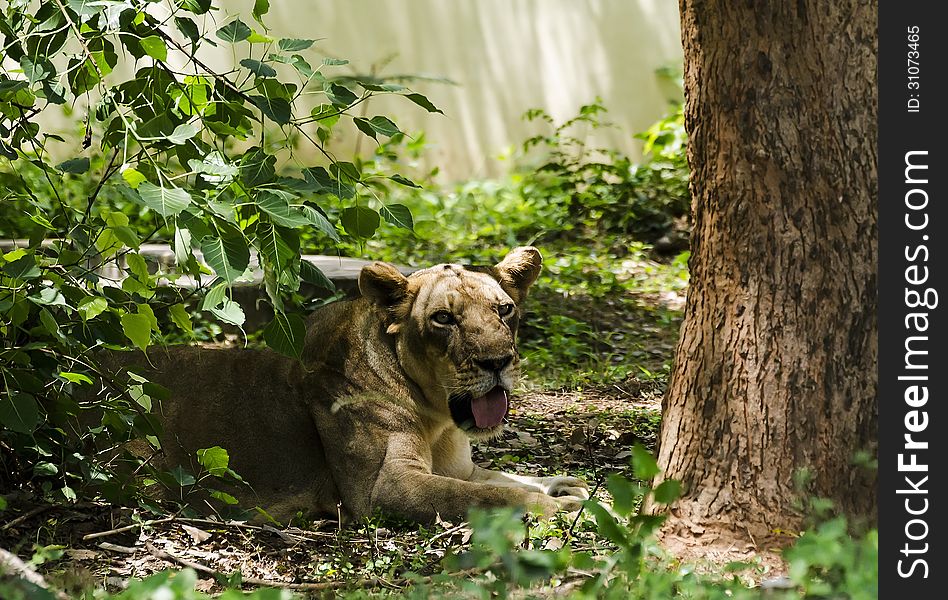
[471, 387, 509, 428]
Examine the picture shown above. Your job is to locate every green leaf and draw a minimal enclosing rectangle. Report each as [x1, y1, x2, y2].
[363, 116, 401, 138]
[247, 31, 273, 45]
[301, 205, 340, 242]
[0, 392, 40, 434]
[255, 192, 310, 228]
[137, 182, 192, 218]
[239, 148, 276, 187]
[121, 312, 152, 351]
[249, 95, 291, 124]
[290, 54, 313, 78]
[252, 0, 270, 26]
[122, 167, 146, 189]
[200, 233, 250, 283]
[583, 500, 629, 547]
[210, 299, 245, 327]
[332, 161, 361, 182]
[389, 174, 421, 188]
[2, 248, 27, 262]
[240, 58, 277, 79]
[278, 38, 315, 51]
[56, 157, 89, 174]
[300, 259, 334, 291]
[326, 83, 358, 108]
[139, 36, 167, 62]
[77, 296, 107, 321]
[189, 152, 238, 183]
[379, 203, 414, 230]
[606, 473, 644, 516]
[138, 303, 160, 333]
[201, 281, 227, 311]
[302, 166, 355, 199]
[175, 17, 200, 45]
[169, 466, 196, 487]
[167, 122, 199, 145]
[197, 446, 229, 476]
[66, 57, 99, 95]
[631, 444, 660, 480]
[2, 254, 41, 280]
[34, 462, 58, 476]
[180, 0, 211, 14]
[169, 303, 193, 334]
[216, 19, 251, 43]
[310, 103, 339, 128]
[340, 206, 380, 239]
[210, 490, 239, 505]
[652, 479, 681, 504]
[39, 307, 60, 335]
[353, 117, 378, 141]
[405, 92, 444, 114]
[61, 485, 77, 501]
[257, 223, 299, 274]
[263, 312, 306, 360]
[322, 57, 349, 66]
[59, 372, 93, 385]
[125, 252, 150, 281]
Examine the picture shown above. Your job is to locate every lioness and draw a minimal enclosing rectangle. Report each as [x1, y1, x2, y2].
[132, 247, 587, 523]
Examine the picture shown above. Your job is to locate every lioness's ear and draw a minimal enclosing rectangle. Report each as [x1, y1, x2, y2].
[494, 246, 542, 304]
[359, 262, 408, 308]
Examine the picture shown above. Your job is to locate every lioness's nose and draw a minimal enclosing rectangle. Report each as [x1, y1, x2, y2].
[475, 355, 513, 373]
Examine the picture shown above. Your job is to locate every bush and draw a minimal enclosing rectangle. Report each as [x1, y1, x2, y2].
[0, 0, 438, 504]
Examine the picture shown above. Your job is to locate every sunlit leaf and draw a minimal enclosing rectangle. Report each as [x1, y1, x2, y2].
[137, 182, 192, 218]
[121, 312, 152, 351]
[197, 446, 229, 476]
[200, 233, 250, 283]
[139, 36, 167, 62]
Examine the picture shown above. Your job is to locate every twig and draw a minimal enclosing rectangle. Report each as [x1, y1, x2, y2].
[425, 522, 469, 546]
[0, 504, 53, 531]
[566, 478, 604, 541]
[0, 547, 70, 600]
[82, 516, 176, 541]
[97, 542, 137, 554]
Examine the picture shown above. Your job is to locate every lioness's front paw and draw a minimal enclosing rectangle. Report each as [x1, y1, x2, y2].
[528, 492, 585, 517]
[545, 476, 590, 500]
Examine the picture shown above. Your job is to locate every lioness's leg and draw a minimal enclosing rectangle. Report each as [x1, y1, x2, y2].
[469, 466, 590, 500]
[372, 458, 583, 522]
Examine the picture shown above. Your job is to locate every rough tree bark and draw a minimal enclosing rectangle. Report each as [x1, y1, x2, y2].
[649, 1, 878, 543]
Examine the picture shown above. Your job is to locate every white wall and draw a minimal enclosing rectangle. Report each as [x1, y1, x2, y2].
[263, 0, 683, 179]
[13, 1, 682, 182]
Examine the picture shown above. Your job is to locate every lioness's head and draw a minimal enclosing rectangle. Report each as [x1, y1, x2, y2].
[359, 247, 542, 438]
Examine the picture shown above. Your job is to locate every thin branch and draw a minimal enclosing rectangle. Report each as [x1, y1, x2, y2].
[82, 516, 177, 541]
[83, 147, 121, 225]
[51, 0, 105, 81]
[0, 548, 70, 600]
[0, 503, 53, 531]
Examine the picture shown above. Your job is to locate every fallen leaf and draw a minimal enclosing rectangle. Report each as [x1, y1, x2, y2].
[181, 524, 212, 544]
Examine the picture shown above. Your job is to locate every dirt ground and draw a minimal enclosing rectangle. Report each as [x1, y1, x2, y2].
[0, 383, 789, 597]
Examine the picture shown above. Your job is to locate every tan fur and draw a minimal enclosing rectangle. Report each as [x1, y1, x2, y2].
[121, 248, 587, 523]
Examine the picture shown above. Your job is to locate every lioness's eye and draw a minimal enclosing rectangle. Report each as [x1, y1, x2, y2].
[432, 311, 455, 325]
[498, 303, 514, 317]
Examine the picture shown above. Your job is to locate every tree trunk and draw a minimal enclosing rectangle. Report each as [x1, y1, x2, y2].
[650, 0, 878, 542]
